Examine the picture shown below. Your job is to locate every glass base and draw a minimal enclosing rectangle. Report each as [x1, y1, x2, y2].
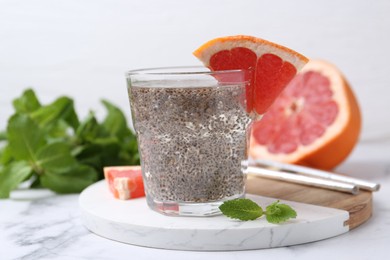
[146, 193, 245, 217]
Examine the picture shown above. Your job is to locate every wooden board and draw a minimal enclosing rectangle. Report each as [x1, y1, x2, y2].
[246, 175, 373, 229]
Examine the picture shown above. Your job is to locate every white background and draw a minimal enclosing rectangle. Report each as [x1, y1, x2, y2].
[1, 0, 390, 141]
[1, 1, 390, 258]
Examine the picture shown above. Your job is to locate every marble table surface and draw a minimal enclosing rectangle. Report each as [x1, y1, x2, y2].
[1, 139, 389, 260]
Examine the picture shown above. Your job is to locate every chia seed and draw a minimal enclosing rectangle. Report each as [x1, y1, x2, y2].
[129, 83, 251, 203]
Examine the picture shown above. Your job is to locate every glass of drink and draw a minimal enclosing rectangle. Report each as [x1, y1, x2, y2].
[126, 67, 252, 216]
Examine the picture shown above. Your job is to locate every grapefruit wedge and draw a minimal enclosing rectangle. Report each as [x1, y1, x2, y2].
[104, 166, 145, 200]
[194, 35, 309, 115]
[250, 60, 362, 170]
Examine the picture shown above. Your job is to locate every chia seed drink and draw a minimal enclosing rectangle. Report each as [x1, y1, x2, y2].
[127, 67, 252, 216]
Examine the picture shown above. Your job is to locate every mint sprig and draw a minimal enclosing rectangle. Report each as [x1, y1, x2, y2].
[0, 88, 140, 198]
[265, 200, 297, 223]
[219, 198, 297, 224]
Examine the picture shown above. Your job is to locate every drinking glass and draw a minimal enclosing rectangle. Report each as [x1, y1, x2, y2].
[126, 66, 252, 216]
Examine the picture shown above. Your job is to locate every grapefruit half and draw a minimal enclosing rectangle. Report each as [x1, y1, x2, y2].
[194, 35, 309, 115]
[249, 60, 362, 170]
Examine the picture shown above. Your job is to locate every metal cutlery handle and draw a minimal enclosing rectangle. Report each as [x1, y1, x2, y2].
[246, 166, 359, 194]
[250, 159, 380, 192]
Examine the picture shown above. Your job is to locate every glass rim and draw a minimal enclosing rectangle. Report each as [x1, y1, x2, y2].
[125, 66, 248, 77]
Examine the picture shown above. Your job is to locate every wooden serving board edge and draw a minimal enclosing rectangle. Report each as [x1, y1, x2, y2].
[246, 175, 373, 229]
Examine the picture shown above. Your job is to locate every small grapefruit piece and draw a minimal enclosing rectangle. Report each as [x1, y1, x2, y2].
[103, 166, 145, 200]
[194, 35, 309, 115]
[250, 60, 362, 170]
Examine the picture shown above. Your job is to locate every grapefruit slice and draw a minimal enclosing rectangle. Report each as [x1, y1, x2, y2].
[103, 166, 145, 200]
[250, 60, 362, 170]
[194, 35, 309, 115]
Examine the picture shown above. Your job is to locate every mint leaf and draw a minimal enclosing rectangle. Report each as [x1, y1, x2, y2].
[31, 96, 79, 130]
[0, 145, 13, 165]
[72, 144, 102, 167]
[7, 114, 46, 162]
[0, 161, 32, 198]
[220, 199, 298, 224]
[74, 140, 123, 179]
[219, 198, 263, 221]
[101, 100, 130, 139]
[36, 142, 78, 174]
[265, 200, 297, 224]
[45, 120, 71, 141]
[0, 130, 7, 141]
[40, 164, 98, 193]
[12, 88, 41, 114]
[120, 136, 140, 165]
[76, 112, 102, 142]
[2, 88, 141, 196]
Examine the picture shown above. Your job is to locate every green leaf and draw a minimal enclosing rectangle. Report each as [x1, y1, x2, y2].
[1, 88, 141, 196]
[46, 120, 71, 141]
[12, 88, 41, 114]
[76, 146, 106, 180]
[7, 114, 46, 161]
[31, 96, 79, 130]
[120, 134, 140, 165]
[101, 100, 130, 139]
[219, 198, 263, 221]
[76, 112, 101, 142]
[63, 103, 80, 131]
[0, 145, 13, 165]
[74, 139, 123, 179]
[36, 142, 78, 174]
[40, 164, 98, 193]
[265, 200, 297, 224]
[0, 161, 32, 198]
[0, 131, 7, 141]
[73, 144, 104, 170]
[99, 142, 123, 167]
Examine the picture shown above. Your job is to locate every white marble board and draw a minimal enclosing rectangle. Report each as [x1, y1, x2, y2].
[79, 181, 350, 251]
